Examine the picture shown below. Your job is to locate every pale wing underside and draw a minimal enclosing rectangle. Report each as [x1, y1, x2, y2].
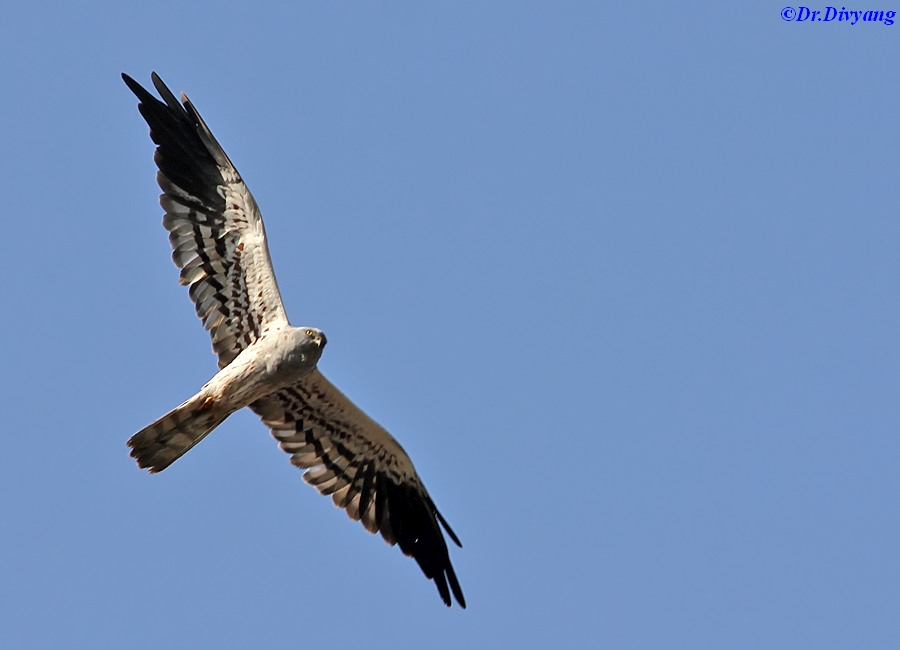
[250, 369, 466, 608]
[123, 73, 288, 367]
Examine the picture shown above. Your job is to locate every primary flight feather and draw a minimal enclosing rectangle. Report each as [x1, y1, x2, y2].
[123, 72, 465, 608]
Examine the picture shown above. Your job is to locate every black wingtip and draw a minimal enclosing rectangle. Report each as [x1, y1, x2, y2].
[122, 72, 179, 110]
[121, 72, 143, 98]
[434, 508, 463, 548]
[150, 72, 182, 111]
[384, 481, 466, 608]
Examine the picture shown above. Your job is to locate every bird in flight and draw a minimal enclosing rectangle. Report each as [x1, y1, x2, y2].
[123, 72, 465, 608]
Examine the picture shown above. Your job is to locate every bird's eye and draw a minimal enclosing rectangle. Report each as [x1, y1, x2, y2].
[306, 329, 314, 337]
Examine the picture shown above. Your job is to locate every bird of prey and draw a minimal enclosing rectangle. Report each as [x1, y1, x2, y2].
[123, 72, 465, 608]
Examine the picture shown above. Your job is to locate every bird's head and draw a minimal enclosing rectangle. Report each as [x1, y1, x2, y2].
[302, 327, 327, 350]
[280, 326, 328, 369]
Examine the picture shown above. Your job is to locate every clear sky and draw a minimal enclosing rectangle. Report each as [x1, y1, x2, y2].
[1, 2, 898, 648]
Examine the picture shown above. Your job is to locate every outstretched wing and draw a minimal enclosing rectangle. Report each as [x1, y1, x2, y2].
[124, 72, 288, 368]
[250, 369, 466, 608]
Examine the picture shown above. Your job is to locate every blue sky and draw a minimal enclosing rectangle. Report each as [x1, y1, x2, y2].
[1, 2, 898, 648]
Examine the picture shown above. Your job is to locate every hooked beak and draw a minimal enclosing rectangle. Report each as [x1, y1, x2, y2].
[316, 332, 327, 348]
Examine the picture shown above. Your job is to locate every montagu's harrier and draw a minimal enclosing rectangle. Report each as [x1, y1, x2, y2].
[123, 73, 464, 608]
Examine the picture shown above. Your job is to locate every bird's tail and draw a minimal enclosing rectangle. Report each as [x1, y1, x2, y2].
[128, 394, 231, 473]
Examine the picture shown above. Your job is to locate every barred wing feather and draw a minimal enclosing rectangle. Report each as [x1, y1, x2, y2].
[250, 369, 466, 608]
[123, 72, 288, 368]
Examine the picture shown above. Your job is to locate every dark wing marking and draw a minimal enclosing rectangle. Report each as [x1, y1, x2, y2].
[124, 72, 289, 368]
[250, 369, 465, 608]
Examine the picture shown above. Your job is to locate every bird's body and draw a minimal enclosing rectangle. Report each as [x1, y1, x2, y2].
[129, 326, 326, 472]
[124, 72, 464, 608]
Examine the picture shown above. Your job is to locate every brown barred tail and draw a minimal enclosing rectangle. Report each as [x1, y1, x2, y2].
[128, 395, 229, 473]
